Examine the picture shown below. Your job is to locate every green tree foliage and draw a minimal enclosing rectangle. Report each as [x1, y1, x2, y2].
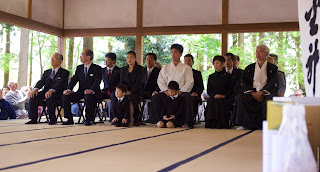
[143, 35, 178, 65]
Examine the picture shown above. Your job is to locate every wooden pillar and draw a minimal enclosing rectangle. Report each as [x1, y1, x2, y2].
[18, 28, 29, 89]
[27, 0, 32, 19]
[222, 0, 229, 55]
[222, 32, 228, 55]
[136, 0, 144, 65]
[135, 34, 143, 65]
[58, 37, 66, 68]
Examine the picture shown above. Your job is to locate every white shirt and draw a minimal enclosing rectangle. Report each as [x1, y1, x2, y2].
[117, 96, 124, 102]
[107, 65, 115, 74]
[253, 61, 268, 92]
[170, 94, 178, 99]
[157, 62, 194, 93]
[225, 67, 233, 74]
[52, 67, 60, 75]
[84, 63, 92, 73]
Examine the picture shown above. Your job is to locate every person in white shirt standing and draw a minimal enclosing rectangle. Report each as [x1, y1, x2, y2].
[150, 44, 194, 128]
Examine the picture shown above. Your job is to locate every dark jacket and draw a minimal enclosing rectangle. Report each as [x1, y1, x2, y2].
[207, 70, 233, 98]
[111, 95, 130, 119]
[190, 69, 204, 96]
[241, 62, 278, 94]
[229, 68, 243, 96]
[35, 67, 69, 94]
[161, 96, 184, 123]
[0, 99, 16, 120]
[120, 62, 144, 97]
[68, 63, 102, 95]
[142, 67, 160, 93]
[102, 66, 121, 93]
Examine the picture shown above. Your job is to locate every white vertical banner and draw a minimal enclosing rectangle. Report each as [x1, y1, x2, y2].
[298, 0, 320, 97]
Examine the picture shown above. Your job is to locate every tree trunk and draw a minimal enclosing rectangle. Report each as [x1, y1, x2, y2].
[293, 35, 302, 89]
[3, 25, 11, 88]
[278, 32, 284, 71]
[68, 37, 74, 76]
[83, 37, 93, 50]
[18, 28, 29, 89]
[38, 34, 43, 76]
[232, 34, 237, 48]
[108, 41, 113, 52]
[259, 32, 265, 45]
[29, 32, 34, 87]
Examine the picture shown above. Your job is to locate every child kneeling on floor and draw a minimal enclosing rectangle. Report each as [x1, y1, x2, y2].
[111, 84, 130, 127]
[157, 81, 184, 128]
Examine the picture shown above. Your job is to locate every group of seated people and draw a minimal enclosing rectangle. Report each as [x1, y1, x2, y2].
[0, 43, 295, 130]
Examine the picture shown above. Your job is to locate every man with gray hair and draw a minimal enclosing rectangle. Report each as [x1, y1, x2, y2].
[26, 52, 69, 125]
[5, 81, 29, 119]
[235, 45, 278, 130]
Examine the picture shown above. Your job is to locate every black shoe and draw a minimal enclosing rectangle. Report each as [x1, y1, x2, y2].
[84, 120, 91, 126]
[25, 120, 37, 124]
[62, 120, 74, 125]
[48, 121, 57, 125]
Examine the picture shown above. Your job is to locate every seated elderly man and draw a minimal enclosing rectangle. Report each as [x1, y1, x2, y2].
[5, 81, 29, 119]
[235, 45, 278, 130]
[0, 88, 16, 120]
[26, 52, 69, 125]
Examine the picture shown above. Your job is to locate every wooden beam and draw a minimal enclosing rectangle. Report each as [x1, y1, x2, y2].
[62, 0, 65, 29]
[0, 11, 63, 37]
[137, 0, 143, 28]
[222, 0, 229, 55]
[222, 0, 228, 25]
[135, 33, 143, 65]
[63, 22, 299, 37]
[136, 0, 144, 65]
[222, 31, 228, 55]
[27, 0, 32, 19]
[64, 27, 139, 37]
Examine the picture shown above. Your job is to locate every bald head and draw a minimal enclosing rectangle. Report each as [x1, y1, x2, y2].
[51, 52, 63, 69]
[256, 45, 269, 64]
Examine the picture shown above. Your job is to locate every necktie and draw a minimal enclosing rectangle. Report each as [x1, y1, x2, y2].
[50, 69, 55, 79]
[84, 67, 88, 77]
[106, 69, 111, 97]
[108, 69, 111, 80]
[147, 70, 150, 80]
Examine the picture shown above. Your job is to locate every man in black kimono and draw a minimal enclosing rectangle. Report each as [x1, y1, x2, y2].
[62, 49, 102, 126]
[26, 52, 69, 125]
[235, 45, 278, 130]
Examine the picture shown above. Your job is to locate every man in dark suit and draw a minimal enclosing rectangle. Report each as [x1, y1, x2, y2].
[267, 54, 286, 97]
[235, 45, 278, 130]
[62, 49, 102, 126]
[233, 55, 241, 70]
[143, 53, 160, 99]
[101, 52, 120, 99]
[183, 54, 204, 121]
[26, 52, 69, 125]
[224, 53, 243, 95]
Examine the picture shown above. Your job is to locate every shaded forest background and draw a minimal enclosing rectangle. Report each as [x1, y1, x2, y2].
[0, 23, 302, 96]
